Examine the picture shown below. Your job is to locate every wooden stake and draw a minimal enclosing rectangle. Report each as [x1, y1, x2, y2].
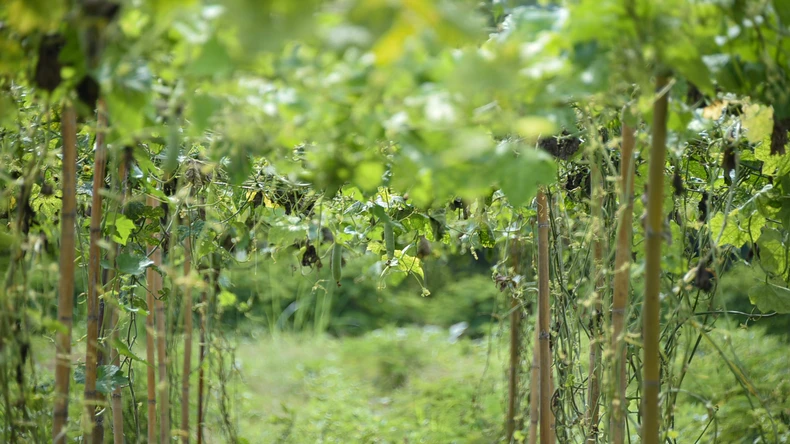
[642, 76, 670, 444]
[611, 113, 636, 444]
[53, 103, 77, 444]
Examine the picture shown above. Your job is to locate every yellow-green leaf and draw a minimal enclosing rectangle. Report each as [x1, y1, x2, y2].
[742, 104, 773, 144]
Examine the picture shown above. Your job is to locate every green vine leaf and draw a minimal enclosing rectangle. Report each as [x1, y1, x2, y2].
[106, 212, 136, 245]
[748, 283, 790, 314]
[111, 338, 153, 367]
[116, 252, 155, 275]
[494, 144, 557, 208]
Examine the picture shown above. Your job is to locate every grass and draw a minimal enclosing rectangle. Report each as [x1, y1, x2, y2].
[230, 327, 509, 443]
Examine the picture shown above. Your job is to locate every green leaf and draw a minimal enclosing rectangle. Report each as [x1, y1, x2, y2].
[149, 0, 197, 18]
[116, 253, 155, 275]
[188, 93, 221, 133]
[666, 44, 714, 96]
[755, 134, 790, 176]
[96, 365, 130, 394]
[353, 161, 385, 193]
[218, 290, 237, 308]
[773, 0, 790, 27]
[106, 213, 136, 245]
[111, 338, 153, 367]
[757, 228, 786, 275]
[6, 0, 64, 34]
[741, 103, 773, 144]
[748, 283, 790, 314]
[494, 145, 557, 208]
[104, 63, 153, 141]
[710, 212, 742, 246]
[187, 36, 233, 77]
[0, 94, 18, 128]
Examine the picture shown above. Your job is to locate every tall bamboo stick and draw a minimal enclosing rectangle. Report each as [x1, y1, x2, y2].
[145, 194, 159, 443]
[110, 147, 132, 443]
[586, 150, 605, 441]
[53, 104, 78, 444]
[181, 233, 194, 443]
[528, 321, 540, 444]
[536, 188, 553, 444]
[506, 241, 521, 441]
[83, 98, 108, 442]
[154, 212, 169, 442]
[642, 76, 670, 444]
[611, 114, 636, 444]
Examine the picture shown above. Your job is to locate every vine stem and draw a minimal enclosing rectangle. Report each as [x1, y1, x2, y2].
[643, 75, 670, 444]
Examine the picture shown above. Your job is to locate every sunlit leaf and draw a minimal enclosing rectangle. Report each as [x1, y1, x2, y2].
[106, 213, 136, 245]
[742, 103, 774, 144]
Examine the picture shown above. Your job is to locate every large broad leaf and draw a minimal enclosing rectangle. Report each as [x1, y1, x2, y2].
[741, 103, 774, 144]
[665, 42, 715, 96]
[74, 364, 131, 394]
[104, 63, 154, 141]
[749, 282, 790, 314]
[774, 0, 790, 27]
[757, 228, 786, 275]
[494, 143, 557, 208]
[106, 213, 136, 245]
[710, 210, 765, 247]
[186, 35, 233, 78]
[116, 253, 155, 275]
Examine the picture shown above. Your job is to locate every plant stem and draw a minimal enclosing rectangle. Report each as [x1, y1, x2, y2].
[643, 75, 670, 444]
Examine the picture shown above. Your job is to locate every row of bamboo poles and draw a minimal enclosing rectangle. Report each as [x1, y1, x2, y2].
[52, 93, 210, 442]
[506, 78, 666, 443]
[51, 81, 667, 444]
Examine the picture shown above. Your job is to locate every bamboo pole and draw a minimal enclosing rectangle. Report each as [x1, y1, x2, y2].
[586, 151, 604, 442]
[110, 147, 132, 443]
[181, 234, 194, 443]
[83, 98, 108, 442]
[536, 188, 553, 444]
[145, 194, 159, 443]
[642, 76, 670, 444]
[53, 104, 77, 444]
[611, 114, 636, 444]
[197, 196, 208, 444]
[528, 322, 540, 444]
[196, 282, 207, 444]
[506, 241, 521, 441]
[154, 214, 170, 442]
